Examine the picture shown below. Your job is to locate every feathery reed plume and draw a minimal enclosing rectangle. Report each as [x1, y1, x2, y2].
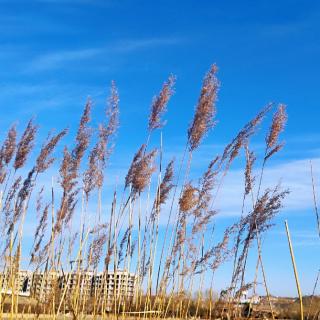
[233, 185, 289, 287]
[55, 147, 78, 233]
[104, 243, 114, 269]
[118, 227, 130, 267]
[35, 129, 67, 173]
[221, 104, 273, 170]
[148, 75, 176, 131]
[125, 144, 145, 188]
[8, 168, 35, 234]
[266, 104, 287, 150]
[179, 183, 198, 213]
[153, 159, 175, 212]
[193, 156, 219, 218]
[14, 119, 37, 170]
[263, 104, 287, 161]
[2, 177, 22, 233]
[90, 233, 107, 270]
[72, 100, 92, 171]
[244, 146, 256, 196]
[188, 64, 219, 151]
[2, 125, 17, 165]
[95, 81, 120, 188]
[194, 224, 236, 273]
[87, 224, 108, 269]
[31, 203, 49, 265]
[83, 145, 99, 201]
[55, 103, 91, 232]
[125, 144, 157, 194]
[0, 125, 17, 183]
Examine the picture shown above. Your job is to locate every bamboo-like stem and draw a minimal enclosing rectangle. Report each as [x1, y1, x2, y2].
[285, 220, 303, 320]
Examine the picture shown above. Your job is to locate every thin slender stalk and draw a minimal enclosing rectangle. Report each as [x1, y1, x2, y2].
[285, 220, 303, 320]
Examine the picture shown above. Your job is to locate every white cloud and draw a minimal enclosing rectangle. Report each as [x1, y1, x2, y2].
[215, 157, 320, 218]
[25, 37, 184, 72]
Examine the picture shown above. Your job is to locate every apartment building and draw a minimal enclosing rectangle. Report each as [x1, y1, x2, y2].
[0, 270, 33, 296]
[1, 269, 136, 307]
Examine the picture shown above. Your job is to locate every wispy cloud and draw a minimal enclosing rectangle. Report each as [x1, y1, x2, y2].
[214, 157, 320, 217]
[25, 37, 184, 72]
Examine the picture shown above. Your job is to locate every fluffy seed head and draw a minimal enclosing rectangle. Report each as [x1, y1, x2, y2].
[148, 75, 176, 131]
[188, 64, 219, 151]
[2, 125, 17, 165]
[179, 183, 199, 213]
[14, 119, 37, 170]
[125, 144, 157, 194]
[36, 129, 67, 173]
[266, 104, 287, 149]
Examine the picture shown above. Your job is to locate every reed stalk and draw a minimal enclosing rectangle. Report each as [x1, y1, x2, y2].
[285, 220, 303, 320]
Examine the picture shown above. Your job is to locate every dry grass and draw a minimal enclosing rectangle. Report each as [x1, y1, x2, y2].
[0, 66, 309, 320]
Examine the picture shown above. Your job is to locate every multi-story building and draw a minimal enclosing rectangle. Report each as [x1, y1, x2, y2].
[0, 270, 33, 296]
[31, 270, 60, 301]
[91, 271, 136, 308]
[1, 269, 136, 308]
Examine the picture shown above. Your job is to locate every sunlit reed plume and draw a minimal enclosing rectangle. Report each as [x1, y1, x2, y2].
[266, 104, 287, 149]
[35, 129, 68, 173]
[244, 146, 256, 196]
[179, 183, 199, 213]
[265, 104, 287, 160]
[148, 75, 176, 131]
[0, 125, 17, 183]
[72, 99, 92, 172]
[188, 64, 219, 151]
[153, 159, 175, 212]
[56, 103, 92, 232]
[3, 125, 17, 165]
[125, 144, 157, 194]
[14, 119, 37, 170]
[221, 103, 273, 167]
[88, 224, 108, 269]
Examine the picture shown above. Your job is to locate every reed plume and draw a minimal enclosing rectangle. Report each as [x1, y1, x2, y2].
[14, 119, 37, 170]
[188, 64, 219, 151]
[244, 146, 256, 196]
[0, 125, 17, 183]
[179, 183, 198, 213]
[2, 125, 17, 165]
[96, 81, 120, 188]
[148, 75, 176, 131]
[266, 104, 287, 149]
[55, 103, 92, 232]
[83, 145, 99, 201]
[72, 100, 92, 171]
[35, 129, 67, 173]
[31, 202, 49, 265]
[125, 144, 157, 194]
[87, 224, 108, 269]
[233, 185, 289, 288]
[2, 177, 22, 229]
[153, 159, 175, 213]
[83, 83, 119, 199]
[222, 103, 273, 167]
[264, 104, 287, 161]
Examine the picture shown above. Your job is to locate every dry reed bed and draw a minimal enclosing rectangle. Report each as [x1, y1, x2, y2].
[0, 64, 297, 320]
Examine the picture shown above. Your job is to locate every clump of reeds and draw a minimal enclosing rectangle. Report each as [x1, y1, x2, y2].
[0, 64, 292, 320]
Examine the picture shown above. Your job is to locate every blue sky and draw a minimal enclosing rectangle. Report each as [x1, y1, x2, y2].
[0, 0, 320, 297]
